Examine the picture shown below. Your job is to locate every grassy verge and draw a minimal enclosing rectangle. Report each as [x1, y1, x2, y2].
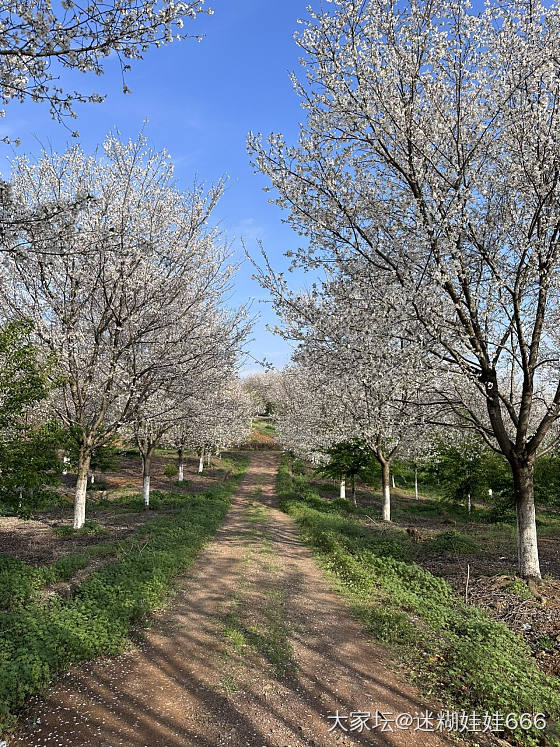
[0, 453, 249, 736]
[277, 456, 560, 747]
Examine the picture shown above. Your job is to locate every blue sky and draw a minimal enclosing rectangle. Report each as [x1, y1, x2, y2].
[0, 0, 316, 372]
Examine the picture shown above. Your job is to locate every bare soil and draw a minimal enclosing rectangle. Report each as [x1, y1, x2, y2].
[10, 452, 452, 747]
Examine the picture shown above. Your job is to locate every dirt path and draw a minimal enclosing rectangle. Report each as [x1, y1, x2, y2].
[11, 452, 452, 747]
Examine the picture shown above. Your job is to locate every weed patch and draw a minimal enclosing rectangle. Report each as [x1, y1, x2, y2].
[53, 520, 105, 536]
[0, 554, 89, 611]
[421, 530, 482, 556]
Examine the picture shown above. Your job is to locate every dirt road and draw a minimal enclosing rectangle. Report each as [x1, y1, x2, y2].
[12, 451, 451, 746]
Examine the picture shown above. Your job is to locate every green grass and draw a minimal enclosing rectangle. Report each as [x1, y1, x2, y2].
[218, 673, 239, 693]
[0, 453, 249, 736]
[247, 502, 267, 524]
[221, 582, 295, 678]
[252, 418, 276, 438]
[277, 456, 560, 747]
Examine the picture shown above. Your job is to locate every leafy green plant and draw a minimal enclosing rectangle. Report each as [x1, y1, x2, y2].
[53, 520, 105, 537]
[163, 463, 177, 478]
[506, 578, 532, 601]
[0, 554, 89, 611]
[421, 530, 482, 556]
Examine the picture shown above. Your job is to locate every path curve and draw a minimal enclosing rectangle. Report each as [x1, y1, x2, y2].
[11, 452, 451, 746]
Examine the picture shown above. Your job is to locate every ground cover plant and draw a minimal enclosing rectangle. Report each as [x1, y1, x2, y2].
[0, 453, 249, 736]
[276, 455, 560, 746]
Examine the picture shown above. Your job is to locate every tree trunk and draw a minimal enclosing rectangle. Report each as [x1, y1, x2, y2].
[414, 463, 419, 500]
[198, 448, 204, 473]
[90, 472, 95, 485]
[177, 447, 184, 482]
[351, 475, 356, 506]
[340, 477, 346, 500]
[391, 474, 395, 489]
[467, 492, 471, 514]
[142, 452, 152, 509]
[74, 448, 91, 529]
[512, 461, 541, 580]
[381, 461, 391, 522]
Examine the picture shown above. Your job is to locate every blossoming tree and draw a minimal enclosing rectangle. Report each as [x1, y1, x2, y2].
[0, 0, 208, 124]
[0, 132, 238, 527]
[249, 0, 560, 578]
[256, 256, 430, 520]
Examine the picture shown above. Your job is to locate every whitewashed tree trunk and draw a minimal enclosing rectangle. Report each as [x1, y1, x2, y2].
[340, 477, 346, 499]
[198, 448, 204, 473]
[381, 461, 391, 522]
[62, 455, 70, 476]
[74, 449, 91, 529]
[513, 462, 541, 580]
[142, 452, 152, 509]
[391, 474, 395, 489]
[414, 463, 419, 501]
[177, 447, 184, 482]
[467, 492, 471, 514]
[90, 473, 95, 485]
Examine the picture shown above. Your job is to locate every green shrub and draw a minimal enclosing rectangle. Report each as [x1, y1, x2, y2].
[486, 498, 517, 524]
[291, 458, 306, 475]
[87, 479, 109, 492]
[331, 497, 357, 512]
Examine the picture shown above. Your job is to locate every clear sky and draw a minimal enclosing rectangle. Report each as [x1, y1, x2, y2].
[0, 0, 315, 373]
